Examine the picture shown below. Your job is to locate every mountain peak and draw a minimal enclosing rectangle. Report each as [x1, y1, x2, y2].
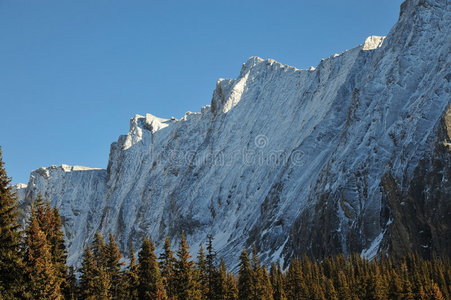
[362, 36, 386, 50]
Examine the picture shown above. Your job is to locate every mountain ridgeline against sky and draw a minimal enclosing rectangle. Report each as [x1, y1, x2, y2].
[16, 0, 450, 267]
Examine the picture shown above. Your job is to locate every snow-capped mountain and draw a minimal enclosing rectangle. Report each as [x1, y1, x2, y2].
[16, 0, 450, 267]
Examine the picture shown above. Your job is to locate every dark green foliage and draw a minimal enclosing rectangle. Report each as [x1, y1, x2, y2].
[79, 247, 97, 299]
[205, 235, 219, 300]
[119, 245, 139, 299]
[15, 225, 451, 300]
[174, 233, 200, 299]
[138, 237, 166, 300]
[105, 234, 124, 299]
[65, 266, 78, 300]
[285, 258, 307, 300]
[250, 248, 273, 300]
[32, 197, 68, 296]
[238, 249, 253, 300]
[223, 262, 238, 300]
[18, 229, 451, 300]
[215, 259, 228, 299]
[91, 233, 111, 299]
[79, 233, 114, 299]
[270, 262, 286, 300]
[196, 243, 209, 299]
[22, 197, 71, 299]
[159, 236, 177, 299]
[0, 149, 23, 299]
[23, 214, 61, 299]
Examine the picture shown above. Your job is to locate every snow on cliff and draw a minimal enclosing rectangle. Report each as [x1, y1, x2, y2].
[16, 0, 451, 267]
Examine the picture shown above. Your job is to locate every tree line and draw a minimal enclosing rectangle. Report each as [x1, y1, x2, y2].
[0, 150, 450, 300]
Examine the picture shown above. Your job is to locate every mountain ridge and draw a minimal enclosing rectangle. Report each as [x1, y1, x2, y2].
[16, 0, 450, 268]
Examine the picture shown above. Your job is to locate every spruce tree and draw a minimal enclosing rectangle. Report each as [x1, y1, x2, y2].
[79, 247, 96, 299]
[259, 266, 274, 300]
[205, 235, 219, 300]
[325, 278, 338, 300]
[92, 232, 107, 266]
[50, 207, 69, 290]
[216, 259, 229, 300]
[121, 245, 139, 299]
[269, 262, 286, 300]
[65, 266, 78, 300]
[174, 233, 200, 299]
[23, 215, 61, 299]
[33, 197, 68, 295]
[196, 243, 209, 299]
[159, 236, 177, 299]
[92, 232, 112, 299]
[310, 281, 326, 300]
[138, 237, 167, 300]
[0, 149, 23, 299]
[337, 270, 353, 300]
[387, 270, 403, 300]
[401, 277, 414, 299]
[224, 266, 238, 300]
[365, 267, 388, 300]
[237, 249, 253, 300]
[80, 234, 111, 299]
[285, 258, 308, 300]
[105, 234, 124, 299]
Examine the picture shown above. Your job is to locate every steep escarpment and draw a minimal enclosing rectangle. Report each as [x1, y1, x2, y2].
[379, 105, 451, 259]
[16, 0, 450, 267]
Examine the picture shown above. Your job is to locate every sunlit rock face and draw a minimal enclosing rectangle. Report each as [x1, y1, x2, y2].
[16, 0, 450, 267]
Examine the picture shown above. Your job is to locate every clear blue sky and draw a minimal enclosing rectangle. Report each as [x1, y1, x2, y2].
[0, 0, 404, 184]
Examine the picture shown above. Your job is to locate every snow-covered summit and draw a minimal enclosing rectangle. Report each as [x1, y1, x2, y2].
[362, 36, 386, 50]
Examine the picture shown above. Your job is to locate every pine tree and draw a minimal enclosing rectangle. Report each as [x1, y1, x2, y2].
[225, 269, 238, 300]
[325, 278, 338, 300]
[216, 259, 229, 300]
[105, 234, 124, 299]
[310, 280, 327, 300]
[33, 197, 68, 295]
[248, 248, 273, 300]
[138, 237, 167, 300]
[401, 278, 415, 299]
[269, 262, 286, 300]
[285, 258, 308, 300]
[197, 243, 209, 299]
[237, 249, 253, 300]
[121, 245, 139, 299]
[365, 266, 388, 300]
[23, 214, 62, 299]
[79, 247, 97, 299]
[159, 236, 177, 299]
[79, 244, 111, 300]
[388, 270, 403, 300]
[205, 235, 219, 300]
[174, 233, 200, 300]
[80, 234, 111, 299]
[65, 266, 78, 300]
[92, 232, 107, 266]
[50, 207, 68, 289]
[0, 149, 23, 299]
[259, 266, 274, 300]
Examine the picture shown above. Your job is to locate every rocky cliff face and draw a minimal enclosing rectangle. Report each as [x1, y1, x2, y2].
[16, 0, 450, 267]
